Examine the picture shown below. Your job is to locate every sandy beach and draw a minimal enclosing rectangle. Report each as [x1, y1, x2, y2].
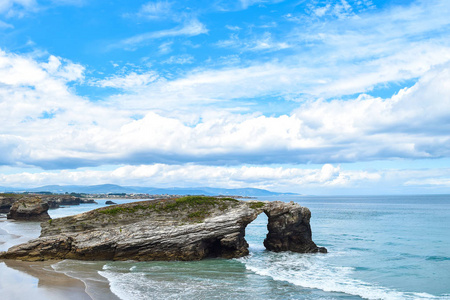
[0, 214, 119, 300]
[0, 260, 91, 300]
[0, 259, 122, 300]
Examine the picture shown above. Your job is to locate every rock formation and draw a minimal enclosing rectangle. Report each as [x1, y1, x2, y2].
[6, 197, 50, 221]
[0, 194, 97, 212]
[105, 200, 117, 205]
[0, 197, 326, 261]
[42, 195, 97, 207]
[0, 195, 20, 213]
[264, 201, 327, 253]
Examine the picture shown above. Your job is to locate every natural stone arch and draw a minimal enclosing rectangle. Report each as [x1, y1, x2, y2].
[0, 197, 326, 261]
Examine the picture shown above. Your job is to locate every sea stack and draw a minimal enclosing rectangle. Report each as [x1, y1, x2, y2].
[6, 197, 51, 221]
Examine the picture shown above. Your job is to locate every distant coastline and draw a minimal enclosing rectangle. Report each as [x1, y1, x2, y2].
[0, 184, 298, 197]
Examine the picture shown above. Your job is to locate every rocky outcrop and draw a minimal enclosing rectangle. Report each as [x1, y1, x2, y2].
[0, 195, 20, 213]
[0, 197, 326, 261]
[6, 197, 50, 221]
[81, 199, 97, 204]
[43, 195, 97, 208]
[264, 201, 327, 253]
[105, 200, 117, 205]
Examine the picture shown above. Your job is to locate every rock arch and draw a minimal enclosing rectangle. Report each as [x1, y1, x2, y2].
[0, 198, 326, 261]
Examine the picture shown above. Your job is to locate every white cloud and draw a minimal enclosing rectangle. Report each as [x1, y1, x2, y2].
[114, 19, 208, 49]
[158, 41, 173, 54]
[0, 163, 381, 192]
[162, 54, 194, 65]
[1, 46, 450, 171]
[0, 0, 36, 16]
[137, 1, 172, 19]
[3, 163, 448, 194]
[0, 20, 13, 28]
[0, 0, 85, 17]
[405, 178, 450, 187]
[217, 32, 290, 52]
[92, 71, 159, 90]
[225, 25, 241, 31]
[239, 0, 284, 9]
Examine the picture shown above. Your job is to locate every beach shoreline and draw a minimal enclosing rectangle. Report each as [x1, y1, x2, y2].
[0, 259, 120, 300]
[0, 259, 92, 299]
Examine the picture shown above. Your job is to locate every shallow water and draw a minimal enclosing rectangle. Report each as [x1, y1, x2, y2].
[1, 195, 450, 299]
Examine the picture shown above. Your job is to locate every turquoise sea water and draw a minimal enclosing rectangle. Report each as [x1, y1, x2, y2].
[1, 196, 450, 299]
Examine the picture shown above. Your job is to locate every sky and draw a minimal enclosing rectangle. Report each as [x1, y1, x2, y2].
[0, 0, 449, 195]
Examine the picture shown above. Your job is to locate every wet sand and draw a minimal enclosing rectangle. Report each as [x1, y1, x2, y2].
[0, 259, 123, 300]
[0, 259, 121, 300]
[0, 260, 91, 299]
[0, 213, 121, 299]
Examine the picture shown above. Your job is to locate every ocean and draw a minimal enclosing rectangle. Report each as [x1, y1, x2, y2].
[1, 195, 450, 299]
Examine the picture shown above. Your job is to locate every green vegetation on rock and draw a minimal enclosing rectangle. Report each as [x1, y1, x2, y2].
[98, 196, 239, 222]
[249, 202, 265, 209]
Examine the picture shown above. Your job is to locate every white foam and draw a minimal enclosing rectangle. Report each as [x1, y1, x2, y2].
[239, 251, 441, 300]
[98, 269, 211, 300]
[52, 260, 115, 299]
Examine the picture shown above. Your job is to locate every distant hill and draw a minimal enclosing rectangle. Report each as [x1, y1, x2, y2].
[1, 184, 297, 197]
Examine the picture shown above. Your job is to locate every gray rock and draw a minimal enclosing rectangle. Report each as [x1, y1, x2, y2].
[43, 195, 97, 207]
[264, 201, 327, 253]
[81, 199, 97, 204]
[6, 197, 50, 221]
[0, 195, 19, 213]
[105, 200, 117, 205]
[0, 197, 326, 261]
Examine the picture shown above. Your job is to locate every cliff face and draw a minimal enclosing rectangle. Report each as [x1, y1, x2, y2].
[0, 195, 19, 213]
[6, 197, 50, 221]
[0, 197, 326, 261]
[264, 201, 327, 253]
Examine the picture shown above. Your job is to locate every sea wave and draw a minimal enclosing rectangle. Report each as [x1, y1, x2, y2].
[52, 260, 117, 300]
[239, 251, 442, 300]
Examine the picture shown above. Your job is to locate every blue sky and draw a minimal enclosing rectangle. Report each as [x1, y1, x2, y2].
[0, 0, 449, 194]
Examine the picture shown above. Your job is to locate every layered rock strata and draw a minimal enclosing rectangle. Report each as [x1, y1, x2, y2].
[6, 197, 50, 221]
[0, 197, 326, 261]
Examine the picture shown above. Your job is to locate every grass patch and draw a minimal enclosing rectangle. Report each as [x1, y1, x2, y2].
[98, 196, 239, 220]
[249, 202, 265, 209]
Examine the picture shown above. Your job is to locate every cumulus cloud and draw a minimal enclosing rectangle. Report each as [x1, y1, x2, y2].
[4, 163, 447, 194]
[1, 45, 450, 170]
[1, 1, 450, 196]
[0, 163, 381, 192]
